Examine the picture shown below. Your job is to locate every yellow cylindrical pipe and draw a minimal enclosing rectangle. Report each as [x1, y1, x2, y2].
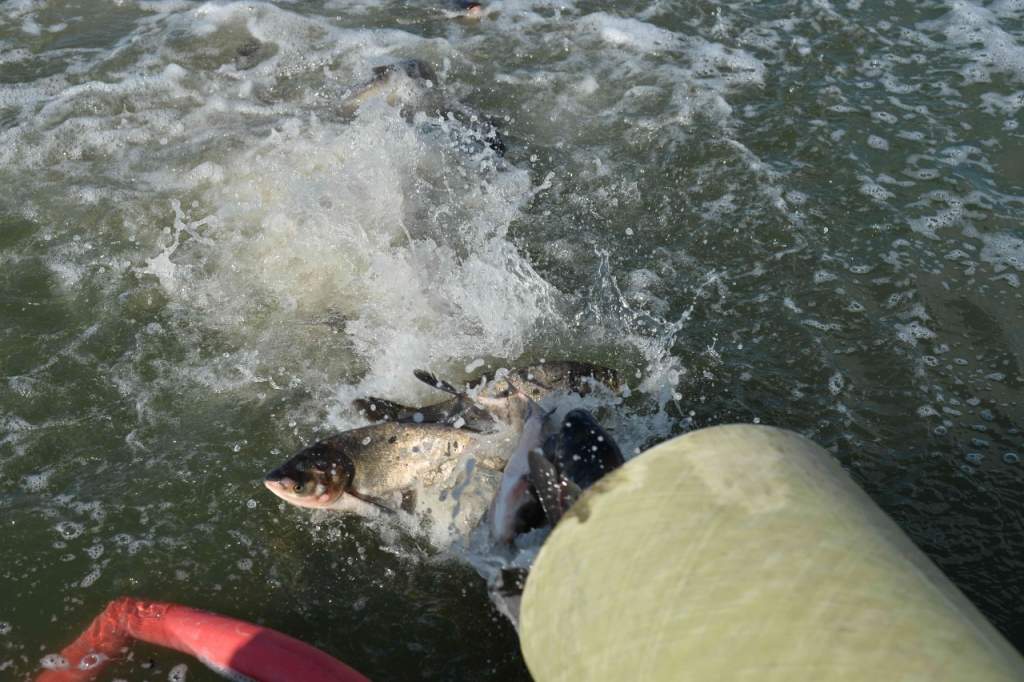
[519, 424, 1024, 682]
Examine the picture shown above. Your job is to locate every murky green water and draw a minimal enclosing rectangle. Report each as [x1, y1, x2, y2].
[1, 0, 1023, 679]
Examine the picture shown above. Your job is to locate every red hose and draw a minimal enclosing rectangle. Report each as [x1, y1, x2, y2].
[37, 597, 370, 682]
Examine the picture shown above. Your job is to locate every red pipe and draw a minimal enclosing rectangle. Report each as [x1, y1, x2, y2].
[37, 597, 370, 682]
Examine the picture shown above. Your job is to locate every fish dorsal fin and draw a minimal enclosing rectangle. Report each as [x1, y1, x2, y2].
[413, 369, 462, 396]
[352, 397, 414, 422]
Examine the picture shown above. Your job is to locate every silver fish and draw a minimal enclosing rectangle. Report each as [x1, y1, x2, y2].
[264, 422, 481, 515]
[488, 393, 554, 544]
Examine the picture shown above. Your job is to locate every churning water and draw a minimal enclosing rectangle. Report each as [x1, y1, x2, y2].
[1, 0, 1023, 679]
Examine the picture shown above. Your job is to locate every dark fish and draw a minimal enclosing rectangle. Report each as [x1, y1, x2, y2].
[264, 422, 480, 515]
[528, 409, 625, 526]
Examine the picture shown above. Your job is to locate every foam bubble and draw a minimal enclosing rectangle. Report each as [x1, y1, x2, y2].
[79, 568, 101, 588]
[20, 470, 53, 492]
[55, 521, 84, 540]
[40, 654, 68, 671]
[578, 13, 680, 53]
[919, 1, 1024, 84]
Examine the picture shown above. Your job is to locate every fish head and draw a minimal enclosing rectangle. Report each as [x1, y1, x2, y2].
[263, 441, 354, 510]
[546, 409, 624, 490]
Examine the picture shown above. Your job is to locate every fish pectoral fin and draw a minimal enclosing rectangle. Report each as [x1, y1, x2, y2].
[413, 369, 462, 397]
[347, 489, 397, 514]
[353, 397, 413, 422]
[528, 449, 570, 526]
[563, 480, 583, 510]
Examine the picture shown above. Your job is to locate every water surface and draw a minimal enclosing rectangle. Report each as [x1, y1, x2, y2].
[2, 0, 1023, 679]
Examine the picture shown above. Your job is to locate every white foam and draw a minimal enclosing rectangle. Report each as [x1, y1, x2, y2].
[919, 1, 1024, 84]
[977, 231, 1024, 273]
[20, 469, 53, 492]
[40, 654, 68, 671]
[578, 13, 680, 53]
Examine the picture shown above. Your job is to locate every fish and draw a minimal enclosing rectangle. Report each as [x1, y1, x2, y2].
[488, 392, 555, 544]
[263, 422, 482, 515]
[339, 59, 505, 155]
[487, 409, 625, 629]
[401, 368, 552, 543]
[353, 360, 620, 432]
[528, 408, 625, 526]
[338, 59, 441, 117]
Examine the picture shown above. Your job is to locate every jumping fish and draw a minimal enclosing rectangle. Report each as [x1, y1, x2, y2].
[486, 391, 554, 544]
[403, 368, 552, 543]
[488, 409, 625, 628]
[263, 422, 482, 516]
[339, 59, 505, 155]
[528, 408, 625, 526]
[353, 361, 619, 432]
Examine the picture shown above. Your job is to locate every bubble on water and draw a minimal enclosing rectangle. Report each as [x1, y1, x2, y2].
[895, 321, 937, 346]
[237, 558, 253, 571]
[0, 622, 10, 635]
[79, 568, 101, 588]
[40, 654, 68, 670]
[1003, 453, 1020, 465]
[55, 521, 84, 540]
[828, 372, 844, 395]
[20, 470, 53, 492]
[169, 663, 188, 681]
[412, 412, 424, 424]
[85, 544, 104, 560]
[965, 453, 984, 464]
[127, 540, 151, 555]
[246, 499, 257, 509]
[867, 135, 890, 151]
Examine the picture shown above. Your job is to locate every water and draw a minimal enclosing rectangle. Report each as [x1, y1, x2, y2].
[1, 0, 1022, 678]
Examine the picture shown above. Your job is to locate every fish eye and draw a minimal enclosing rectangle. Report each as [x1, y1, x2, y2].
[293, 482, 304, 493]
